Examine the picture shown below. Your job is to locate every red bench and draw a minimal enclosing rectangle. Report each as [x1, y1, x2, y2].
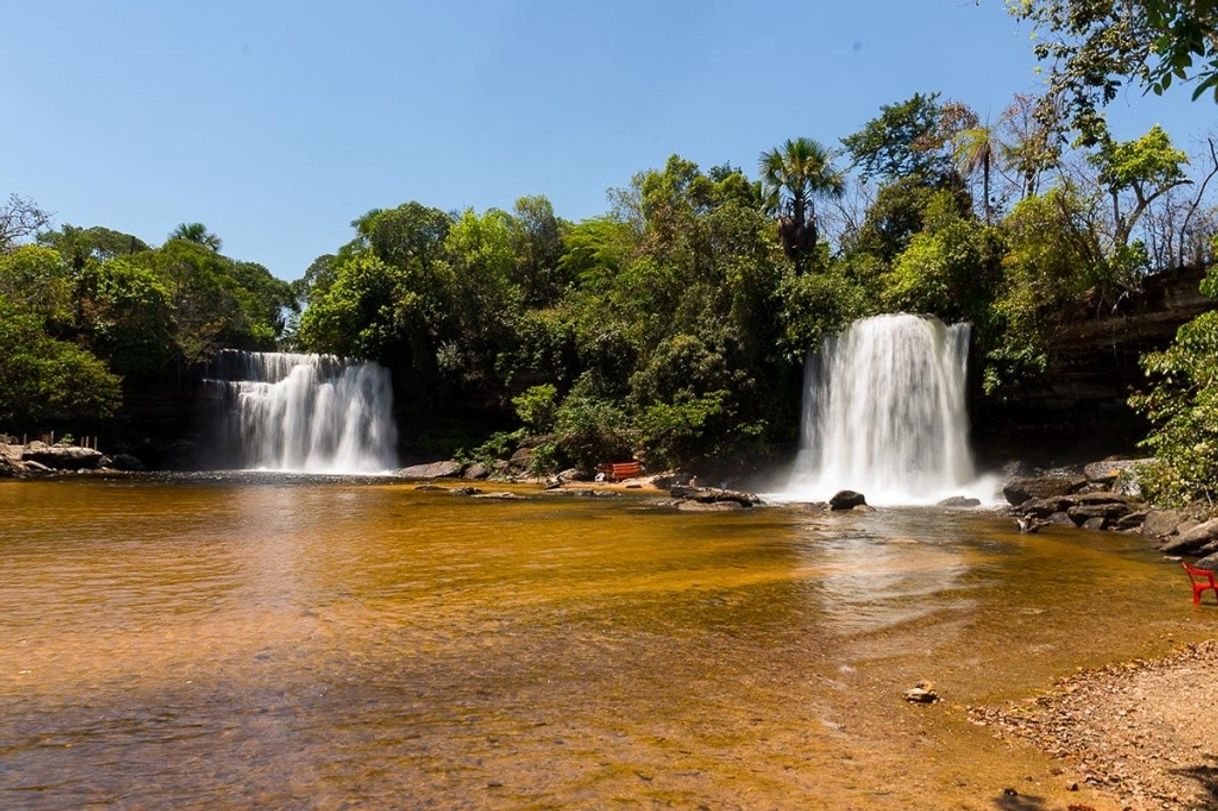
[598, 461, 642, 481]
[1182, 562, 1218, 606]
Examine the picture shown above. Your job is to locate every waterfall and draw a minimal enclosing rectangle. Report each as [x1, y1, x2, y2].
[786, 314, 983, 505]
[207, 350, 398, 473]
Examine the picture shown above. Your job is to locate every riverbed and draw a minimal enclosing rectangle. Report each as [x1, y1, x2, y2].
[1, 477, 1210, 808]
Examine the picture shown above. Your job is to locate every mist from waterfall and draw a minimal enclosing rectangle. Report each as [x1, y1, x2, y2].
[784, 314, 992, 505]
[208, 350, 398, 474]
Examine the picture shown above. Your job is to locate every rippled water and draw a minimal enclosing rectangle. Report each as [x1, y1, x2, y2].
[0, 478, 1207, 809]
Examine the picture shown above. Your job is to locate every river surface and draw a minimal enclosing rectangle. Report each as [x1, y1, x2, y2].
[0, 477, 1210, 809]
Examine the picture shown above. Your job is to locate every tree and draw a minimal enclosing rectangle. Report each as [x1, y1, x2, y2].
[39, 224, 149, 269]
[999, 93, 1064, 199]
[1013, 0, 1218, 140]
[759, 138, 845, 272]
[169, 222, 222, 252]
[1089, 123, 1191, 246]
[841, 93, 954, 181]
[0, 194, 51, 253]
[953, 121, 1002, 224]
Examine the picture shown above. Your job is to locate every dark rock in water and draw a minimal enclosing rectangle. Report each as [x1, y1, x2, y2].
[1083, 459, 1140, 485]
[414, 484, 447, 491]
[1067, 502, 1132, 525]
[398, 460, 463, 479]
[677, 500, 744, 512]
[1017, 517, 1046, 533]
[1142, 509, 1183, 539]
[903, 680, 939, 703]
[1081, 516, 1107, 530]
[1048, 511, 1074, 525]
[109, 453, 145, 471]
[21, 444, 104, 470]
[669, 485, 760, 507]
[829, 490, 866, 510]
[1002, 476, 1085, 506]
[463, 462, 490, 480]
[937, 496, 981, 508]
[1020, 497, 1068, 518]
[1161, 518, 1218, 554]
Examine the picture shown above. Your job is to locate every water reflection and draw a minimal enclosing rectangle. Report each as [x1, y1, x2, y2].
[0, 479, 1204, 809]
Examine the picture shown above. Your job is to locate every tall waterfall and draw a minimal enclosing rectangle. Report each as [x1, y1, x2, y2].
[208, 350, 398, 473]
[786, 314, 982, 505]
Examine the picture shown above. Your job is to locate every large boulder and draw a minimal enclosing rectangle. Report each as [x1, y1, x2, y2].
[1002, 476, 1085, 506]
[397, 460, 464, 479]
[1142, 509, 1183, 539]
[1192, 551, 1218, 570]
[21, 444, 104, 470]
[829, 490, 867, 510]
[1083, 459, 1140, 485]
[669, 485, 760, 507]
[1066, 502, 1133, 526]
[463, 462, 490, 480]
[508, 447, 535, 472]
[1160, 518, 1218, 554]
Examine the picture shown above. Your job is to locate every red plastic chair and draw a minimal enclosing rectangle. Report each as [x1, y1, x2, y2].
[1181, 562, 1218, 606]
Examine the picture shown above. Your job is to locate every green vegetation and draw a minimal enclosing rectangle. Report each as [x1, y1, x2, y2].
[4, 7, 1218, 497]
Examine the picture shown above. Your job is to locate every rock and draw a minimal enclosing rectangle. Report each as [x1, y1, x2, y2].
[852, 504, 877, 513]
[21, 444, 104, 470]
[557, 467, 590, 483]
[1072, 491, 1137, 505]
[1017, 517, 1046, 533]
[1114, 510, 1149, 530]
[473, 491, 524, 500]
[669, 485, 760, 507]
[1067, 502, 1132, 525]
[508, 447, 535, 471]
[22, 460, 52, 473]
[1160, 518, 1218, 554]
[676, 500, 744, 512]
[414, 484, 448, 491]
[397, 460, 463, 479]
[109, 453, 145, 471]
[903, 680, 939, 703]
[789, 501, 828, 512]
[1081, 516, 1107, 531]
[463, 462, 490, 480]
[1142, 509, 1183, 539]
[652, 472, 692, 489]
[1048, 511, 1074, 525]
[1021, 497, 1071, 518]
[937, 496, 981, 508]
[829, 490, 866, 510]
[1083, 459, 1139, 485]
[1002, 476, 1086, 506]
[1192, 552, 1218, 570]
[450, 486, 485, 496]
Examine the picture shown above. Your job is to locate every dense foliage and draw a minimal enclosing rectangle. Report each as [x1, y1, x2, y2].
[3, 63, 1216, 485]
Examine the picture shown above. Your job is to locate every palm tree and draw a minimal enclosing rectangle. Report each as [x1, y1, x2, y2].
[953, 124, 1001, 224]
[169, 222, 222, 252]
[759, 138, 845, 273]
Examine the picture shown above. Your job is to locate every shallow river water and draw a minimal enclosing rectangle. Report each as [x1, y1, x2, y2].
[1, 477, 1211, 809]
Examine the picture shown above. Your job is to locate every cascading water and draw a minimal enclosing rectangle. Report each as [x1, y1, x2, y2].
[785, 313, 989, 505]
[207, 350, 398, 473]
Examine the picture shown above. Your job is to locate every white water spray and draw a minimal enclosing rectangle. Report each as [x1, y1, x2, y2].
[208, 350, 398, 473]
[785, 314, 990, 505]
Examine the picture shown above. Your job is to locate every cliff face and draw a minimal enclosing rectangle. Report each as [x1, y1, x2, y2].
[975, 267, 1214, 464]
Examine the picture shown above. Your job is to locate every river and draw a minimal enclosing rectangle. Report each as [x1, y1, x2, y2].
[0, 477, 1206, 809]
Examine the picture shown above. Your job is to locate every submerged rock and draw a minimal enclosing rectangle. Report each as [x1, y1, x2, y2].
[677, 500, 744, 512]
[669, 485, 760, 507]
[829, 490, 866, 510]
[398, 460, 463, 479]
[937, 496, 981, 508]
[473, 491, 524, 500]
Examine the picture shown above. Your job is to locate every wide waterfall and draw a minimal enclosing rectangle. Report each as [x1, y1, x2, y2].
[785, 313, 986, 505]
[208, 350, 398, 473]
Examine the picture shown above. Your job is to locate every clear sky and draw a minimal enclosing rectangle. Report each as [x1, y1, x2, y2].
[2, 1, 1214, 280]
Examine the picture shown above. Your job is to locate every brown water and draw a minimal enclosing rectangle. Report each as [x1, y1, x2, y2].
[0, 477, 1211, 809]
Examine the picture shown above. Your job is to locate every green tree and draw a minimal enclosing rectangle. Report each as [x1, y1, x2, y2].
[1088, 123, 1191, 246]
[841, 92, 955, 181]
[169, 222, 222, 252]
[759, 138, 845, 272]
[953, 122, 1002, 224]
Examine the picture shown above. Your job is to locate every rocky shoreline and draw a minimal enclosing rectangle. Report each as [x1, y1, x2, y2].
[970, 641, 1218, 810]
[0, 439, 144, 477]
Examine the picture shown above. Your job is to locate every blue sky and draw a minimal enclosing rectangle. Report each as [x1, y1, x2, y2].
[2, 1, 1214, 280]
